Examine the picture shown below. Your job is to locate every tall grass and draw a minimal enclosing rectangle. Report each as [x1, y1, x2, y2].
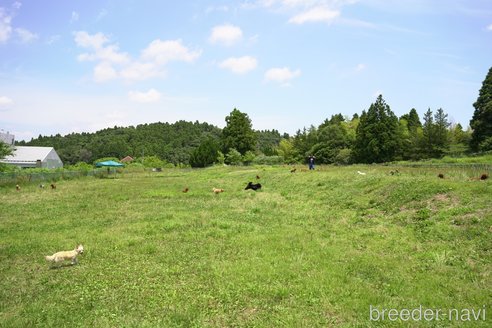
[0, 165, 490, 327]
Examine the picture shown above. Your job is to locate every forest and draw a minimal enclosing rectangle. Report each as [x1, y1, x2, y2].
[7, 67, 492, 168]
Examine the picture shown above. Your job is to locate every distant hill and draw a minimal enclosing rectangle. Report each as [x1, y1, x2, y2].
[18, 120, 222, 165]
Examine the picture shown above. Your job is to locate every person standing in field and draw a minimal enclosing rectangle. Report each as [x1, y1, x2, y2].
[308, 155, 315, 170]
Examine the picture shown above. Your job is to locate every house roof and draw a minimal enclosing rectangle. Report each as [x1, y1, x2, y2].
[120, 156, 134, 162]
[1, 146, 56, 163]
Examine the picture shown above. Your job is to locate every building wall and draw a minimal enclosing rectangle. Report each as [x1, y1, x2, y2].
[43, 149, 64, 169]
[0, 131, 15, 146]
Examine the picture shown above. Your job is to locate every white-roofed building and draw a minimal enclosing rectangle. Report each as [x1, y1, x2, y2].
[0, 146, 63, 169]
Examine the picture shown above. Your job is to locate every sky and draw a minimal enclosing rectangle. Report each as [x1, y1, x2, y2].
[0, 0, 491, 141]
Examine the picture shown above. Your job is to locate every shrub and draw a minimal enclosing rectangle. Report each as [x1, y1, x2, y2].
[252, 155, 284, 165]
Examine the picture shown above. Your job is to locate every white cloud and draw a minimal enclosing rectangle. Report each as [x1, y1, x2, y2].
[247, 0, 358, 25]
[74, 31, 109, 50]
[128, 89, 162, 103]
[288, 6, 340, 24]
[70, 11, 79, 23]
[96, 9, 108, 21]
[487, 24, 492, 31]
[74, 31, 133, 65]
[355, 63, 366, 71]
[219, 56, 258, 74]
[74, 32, 201, 83]
[264, 67, 301, 85]
[15, 28, 38, 43]
[0, 8, 13, 43]
[93, 62, 118, 82]
[0, 96, 14, 106]
[47, 34, 61, 45]
[205, 5, 229, 14]
[141, 39, 201, 64]
[120, 62, 164, 81]
[209, 24, 243, 46]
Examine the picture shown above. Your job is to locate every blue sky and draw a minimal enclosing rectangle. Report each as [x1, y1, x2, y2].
[0, 0, 491, 141]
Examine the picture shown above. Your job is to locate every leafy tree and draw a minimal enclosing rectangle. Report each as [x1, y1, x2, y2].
[292, 125, 318, 162]
[221, 108, 257, 155]
[334, 148, 352, 165]
[24, 121, 221, 165]
[353, 95, 400, 163]
[0, 142, 13, 159]
[311, 121, 351, 164]
[276, 138, 296, 164]
[189, 137, 220, 167]
[256, 129, 281, 155]
[0, 142, 14, 171]
[470, 67, 492, 151]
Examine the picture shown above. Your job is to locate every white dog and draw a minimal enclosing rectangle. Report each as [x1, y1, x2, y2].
[45, 244, 84, 265]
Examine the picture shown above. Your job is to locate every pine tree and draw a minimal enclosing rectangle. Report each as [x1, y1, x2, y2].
[470, 67, 492, 151]
[221, 108, 257, 154]
[433, 108, 451, 155]
[421, 108, 434, 158]
[354, 95, 400, 163]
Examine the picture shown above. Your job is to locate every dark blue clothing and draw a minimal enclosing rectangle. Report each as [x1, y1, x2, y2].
[308, 156, 315, 170]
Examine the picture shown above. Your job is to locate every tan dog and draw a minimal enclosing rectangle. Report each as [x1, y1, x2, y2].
[212, 188, 224, 194]
[45, 244, 84, 265]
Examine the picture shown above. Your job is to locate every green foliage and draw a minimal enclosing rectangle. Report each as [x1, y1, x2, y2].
[221, 108, 257, 154]
[242, 150, 256, 165]
[225, 148, 243, 165]
[470, 67, 492, 151]
[292, 126, 318, 162]
[256, 129, 282, 155]
[276, 138, 296, 164]
[0, 142, 14, 159]
[64, 161, 94, 171]
[420, 108, 452, 158]
[252, 155, 284, 165]
[24, 121, 221, 165]
[400, 108, 422, 131]
[216, 151, 225, 165]
[354, 95, 400, 163]
[189, 137, 220, 168]
[334, 148, 352, 165]
[139, 155, 168, 168]
[0, 142, 14, 172]
[310, 115, 354, 164]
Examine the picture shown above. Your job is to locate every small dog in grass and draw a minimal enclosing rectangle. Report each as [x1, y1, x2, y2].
[213, 187, 224, 194]
[245, 182, 262, 191]
[45, 244, 84, 265]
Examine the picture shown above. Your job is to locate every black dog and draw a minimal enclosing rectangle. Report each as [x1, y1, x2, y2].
[245, 182, 262, 191]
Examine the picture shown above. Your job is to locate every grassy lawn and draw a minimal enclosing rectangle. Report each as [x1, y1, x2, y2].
[0, 165, 490, 327]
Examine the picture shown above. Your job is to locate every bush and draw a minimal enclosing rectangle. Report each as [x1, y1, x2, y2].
[252, 155, 284, 165]
[225, 148, 242, 165]
[242, 151, 256, 166]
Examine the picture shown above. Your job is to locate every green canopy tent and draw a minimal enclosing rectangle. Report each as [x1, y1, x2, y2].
[95, 160, 124, 168]
[95, 160, 124, 176]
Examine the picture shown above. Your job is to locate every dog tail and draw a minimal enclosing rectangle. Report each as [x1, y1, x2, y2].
[45, 255, 55, 261]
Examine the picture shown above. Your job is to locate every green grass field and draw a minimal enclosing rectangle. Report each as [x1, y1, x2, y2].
[0, 165, 490, 327]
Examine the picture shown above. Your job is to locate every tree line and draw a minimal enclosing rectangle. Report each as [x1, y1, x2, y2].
[5, 67, 492, 168]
